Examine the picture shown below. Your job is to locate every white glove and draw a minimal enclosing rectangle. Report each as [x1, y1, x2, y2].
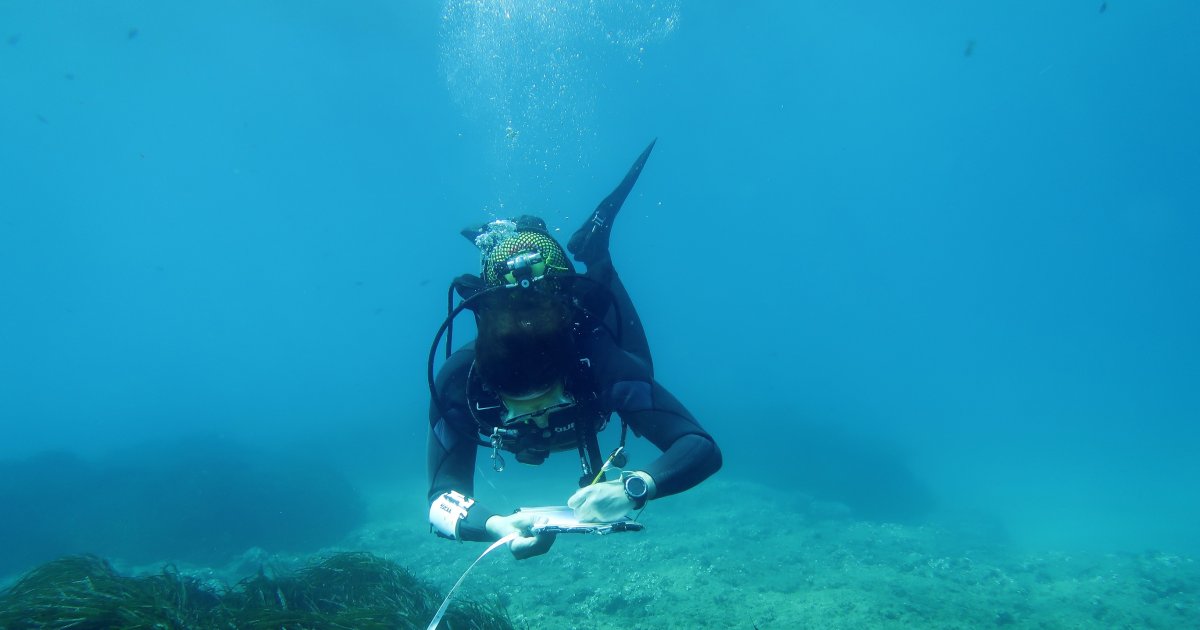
[567, 479, 635, 522]
[485, 512, 557, 560]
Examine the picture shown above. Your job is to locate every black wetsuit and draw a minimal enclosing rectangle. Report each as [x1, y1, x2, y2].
[426, 261, 722, 541]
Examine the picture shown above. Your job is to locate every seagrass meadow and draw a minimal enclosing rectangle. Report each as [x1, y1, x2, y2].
[0, 553, 511, 630]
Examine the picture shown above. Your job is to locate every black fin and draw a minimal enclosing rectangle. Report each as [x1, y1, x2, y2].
[453, 274, 486, 301]
[568, 139, 657, 264]
[460, 224, 484, 243]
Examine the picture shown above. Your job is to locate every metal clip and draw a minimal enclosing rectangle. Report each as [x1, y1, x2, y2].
[489, 427, 508, 472]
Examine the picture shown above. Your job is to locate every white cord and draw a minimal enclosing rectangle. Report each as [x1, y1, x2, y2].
[426, 531, 520, 630]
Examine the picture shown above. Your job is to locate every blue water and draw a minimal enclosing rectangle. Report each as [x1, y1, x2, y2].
[1, 0, 1197, 577]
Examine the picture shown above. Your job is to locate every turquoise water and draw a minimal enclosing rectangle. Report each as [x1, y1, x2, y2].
[1, 1, 1198, 626]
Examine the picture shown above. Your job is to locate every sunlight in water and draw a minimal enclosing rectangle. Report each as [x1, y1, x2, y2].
[438, 0, 679, 192]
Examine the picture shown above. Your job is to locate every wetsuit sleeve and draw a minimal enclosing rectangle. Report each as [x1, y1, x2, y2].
[427, 349, 499, 541]
[606, 378, 722, 498]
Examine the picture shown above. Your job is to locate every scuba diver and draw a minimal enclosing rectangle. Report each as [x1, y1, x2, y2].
[426, 140, 722, 559]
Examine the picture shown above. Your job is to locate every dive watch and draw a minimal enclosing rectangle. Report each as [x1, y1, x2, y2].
[623, 473, 649, 510]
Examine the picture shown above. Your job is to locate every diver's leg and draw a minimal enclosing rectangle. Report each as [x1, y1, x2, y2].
[570, 140, 658, 368]
[582, 257, 653, 373]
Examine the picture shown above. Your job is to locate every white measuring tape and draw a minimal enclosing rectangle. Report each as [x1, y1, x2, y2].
[426, 531, 520, 630]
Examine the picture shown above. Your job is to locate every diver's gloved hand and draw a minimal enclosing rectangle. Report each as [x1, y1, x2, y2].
[485, 513, 556, 560]
[567, 480, 634, 522]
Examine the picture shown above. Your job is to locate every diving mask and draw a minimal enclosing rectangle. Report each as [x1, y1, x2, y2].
[502, 383, 577, 427]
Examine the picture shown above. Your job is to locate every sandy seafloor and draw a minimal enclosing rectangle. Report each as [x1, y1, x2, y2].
[6, 478, 1198, 629]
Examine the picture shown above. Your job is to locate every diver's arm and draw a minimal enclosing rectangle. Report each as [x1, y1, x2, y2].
[426, 417, 499, 541]
[613, 381, 723, 498]
[426, 349, 500, 542]
[425, 359, 555, 557]
[568, 380, 718, 521]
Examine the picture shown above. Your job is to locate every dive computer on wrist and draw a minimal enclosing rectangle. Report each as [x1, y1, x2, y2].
[623, 474, 649, 510]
